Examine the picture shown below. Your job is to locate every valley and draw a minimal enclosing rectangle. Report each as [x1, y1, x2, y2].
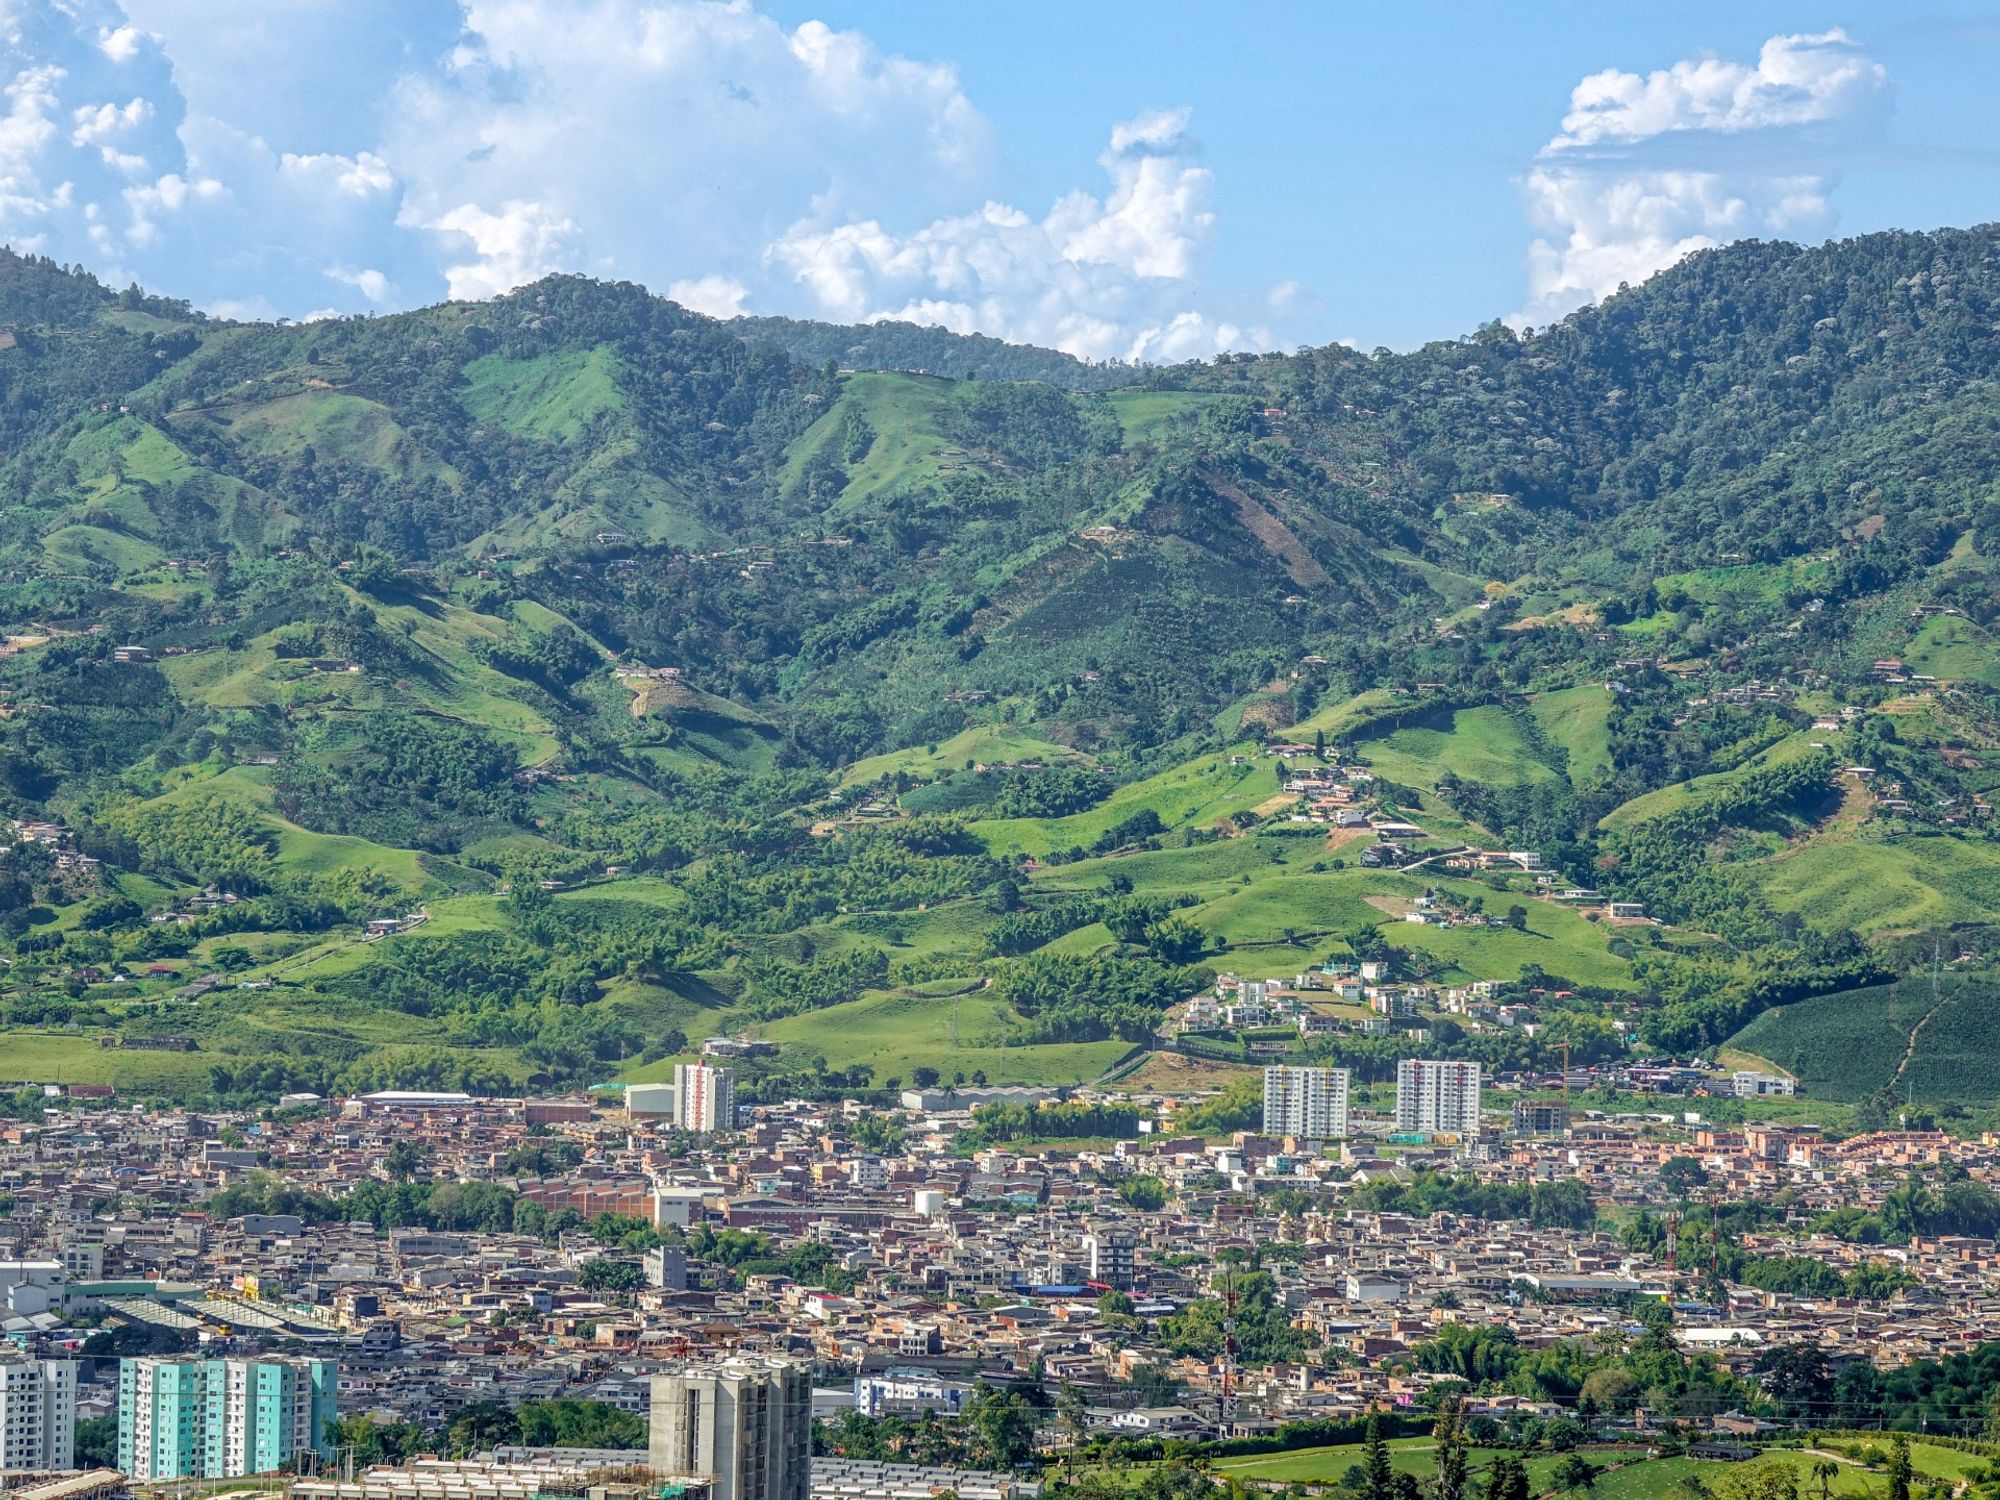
[4, 230, 2000, 1127]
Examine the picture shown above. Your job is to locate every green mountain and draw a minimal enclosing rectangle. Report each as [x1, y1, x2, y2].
[3, 227, 2000, 1116]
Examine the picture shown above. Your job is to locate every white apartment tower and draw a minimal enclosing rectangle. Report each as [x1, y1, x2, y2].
[0, 1355, 76, 1471]
[649, 1357, 810, 1500]
[673, 1062, 736, 1135]
[1396, 1059, 1482, 1136]
[1261, 1065, 1351, 1139]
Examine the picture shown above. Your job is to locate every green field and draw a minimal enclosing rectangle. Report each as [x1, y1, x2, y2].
[459, 346, 628, 443]
[0, 1031, 215, 1091]
[1599, 732, 1829, 831]
[1760, 832, 2000, 934]
[1728, 973, 2000, 1104]
[143, 769, 444, 893]
[740, 987, 1132, 1087]
[1904, 613, 2000, 686]
[842, 724, 1079, 787]
[1359, 706, 1564, 794]
[1530, 685, 1616, 783]
[975, 750, 1276, 856]
[1105, 389, 1227, 443]
[782, 372, 973, 510]
[1206, 1439, 1975, 1500]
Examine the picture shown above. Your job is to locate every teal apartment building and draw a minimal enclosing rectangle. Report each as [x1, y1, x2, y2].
[118, 1356, 337, 1480]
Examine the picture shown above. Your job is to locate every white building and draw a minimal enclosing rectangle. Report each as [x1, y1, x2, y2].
[0, 1260, 66, 1317]
[1732, 1070, 1797, 1098]
[853, 1373, 976, 1419]
[1261, 1066, 1350, 1140]
[649, 1357, 811, 1500]
[1395, 1059, 1482, 1136]
[0, 1355, 75, 1471]
[651, 1186, 709, 1228]
[625, 1083, 678, 1118]
[673, 1062, 736, 1135]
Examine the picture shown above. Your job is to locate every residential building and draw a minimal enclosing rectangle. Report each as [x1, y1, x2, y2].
[1262, 1066, 1351, 1140]
[118, 1356, 337, 1480]
[1395, 1059, 1482, 1137]
[1512, 1100, 1571, 1135]
[1733, 1071, 1797, 1098]
[674, 1062, 737, 1135]
[649, 1357, 811, 1500]
[1083, 1229, 1136, 1291]
[0, 1355, 75, 1471]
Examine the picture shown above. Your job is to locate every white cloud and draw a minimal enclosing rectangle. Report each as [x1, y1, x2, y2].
[1552, 30, 1888, 150]
[328, 264, 394, 304]
[667, 273, 750, 318]
[98, 24, 145, 63]
[765, 109, 1263, 361]
[1516, 29, 1891, 328]
[384, 0, 998, 285]
[279, 150, 395, 199]
[0, 0, 1296, 354]
[427, 199, 579, 301]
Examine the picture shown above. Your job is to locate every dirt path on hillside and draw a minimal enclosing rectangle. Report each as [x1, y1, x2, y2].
[1198, 467, 1332, 589]
[1887, 972, 1956, 1097]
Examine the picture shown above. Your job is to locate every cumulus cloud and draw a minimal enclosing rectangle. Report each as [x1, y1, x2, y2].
[428, 199, 580, 301]
[667, 273, 750, 319]
[765, 108, 1264, 362]
[0, 0, 1297, 355]
[383, 0, 998, 299]
[1515, 28, 1891, 328]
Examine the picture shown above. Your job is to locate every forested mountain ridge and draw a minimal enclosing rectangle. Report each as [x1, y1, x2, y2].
[3, 227, 2000, 1116]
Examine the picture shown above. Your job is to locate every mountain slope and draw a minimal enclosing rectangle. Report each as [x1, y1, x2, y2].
[3, 229, 2000, 1110]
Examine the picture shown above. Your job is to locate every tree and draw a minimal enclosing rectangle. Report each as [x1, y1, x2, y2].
[967, 1385, 1035, 1469]
[1716, 1463, 1799, 1500]
[1578, 1367, 1638, 1416]
[1119, 1175, 1168, 1211]
[1659, 1156, 1710, 1197]
[1542, 1415, 1586, 1452]
[1887, 1434, 1913, 1500]
[1056, 1382, 1090, 1451]
[578, 1258, 642, 1295]
[1361, 1411, 1395, 1500]
[73, 1416, 117, 1467]
[1552, 1456, 1597, 1500]
[1752, 1342, 1831, 1421]
[1483, 1455, 1531, 1500]
[1432, 1396, 1470, 1500]
[383, 1139, 426, 1181]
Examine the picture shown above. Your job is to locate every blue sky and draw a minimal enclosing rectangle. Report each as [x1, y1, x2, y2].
[2, 0, 1995, 355]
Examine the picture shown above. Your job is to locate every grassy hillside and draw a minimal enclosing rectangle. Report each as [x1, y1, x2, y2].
[1730, 974, 2000, 1105]
[10, 234, 2000, 1105]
